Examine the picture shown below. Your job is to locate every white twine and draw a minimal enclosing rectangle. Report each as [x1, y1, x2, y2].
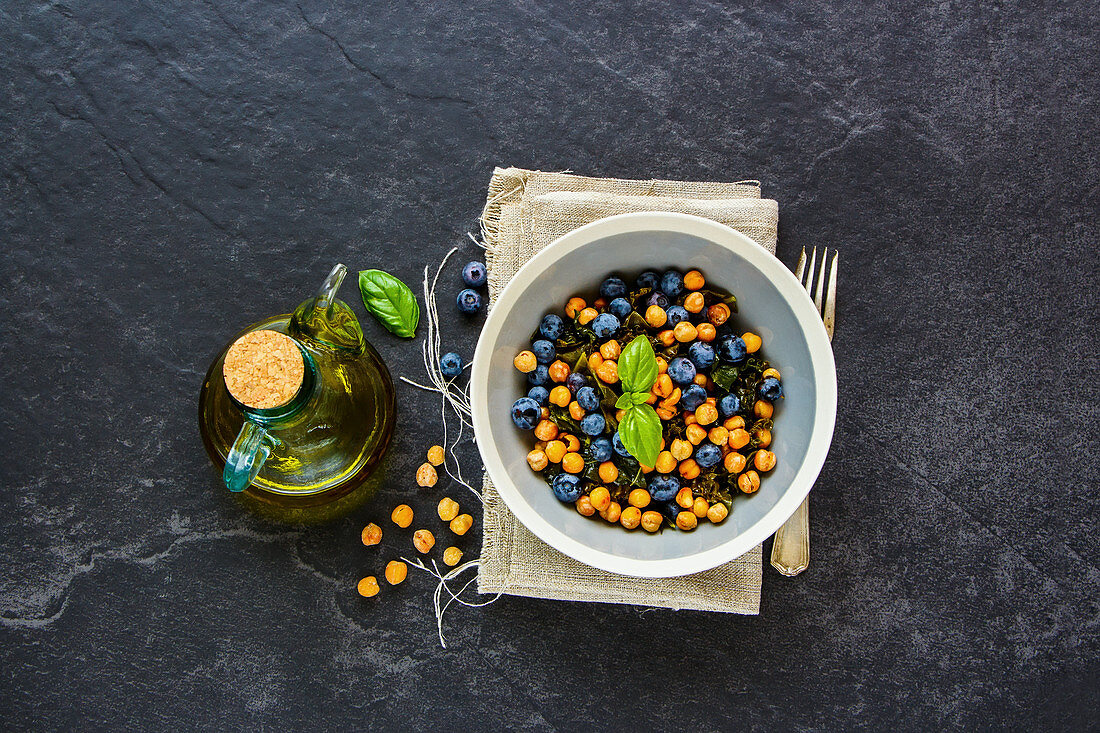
[401, 557, 500, 648]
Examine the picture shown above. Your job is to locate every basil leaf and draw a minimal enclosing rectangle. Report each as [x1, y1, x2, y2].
[618, 335, 658, 394]
[358, 269, 419, 338]
[614, 393, 635, 411]
[618, 403, 661, 467]
[630, 391, 649, 405]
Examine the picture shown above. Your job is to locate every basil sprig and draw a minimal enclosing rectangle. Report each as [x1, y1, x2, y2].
[358, 269, 419, 338]
[615, 336, 662, 467]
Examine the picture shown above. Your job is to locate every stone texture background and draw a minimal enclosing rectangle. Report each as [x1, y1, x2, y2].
[2, 1, 1097, 729]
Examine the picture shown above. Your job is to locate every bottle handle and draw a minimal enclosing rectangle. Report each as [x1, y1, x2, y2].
[223, 421, 277, 493]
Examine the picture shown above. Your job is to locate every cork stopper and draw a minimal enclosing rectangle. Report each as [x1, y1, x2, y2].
[222, 330, 305, 409]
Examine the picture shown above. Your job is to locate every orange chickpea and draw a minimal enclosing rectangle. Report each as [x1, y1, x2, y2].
[548, 360, 571, 383]
[659, 388, 681, 410]
[385, 560, 408, 585]
[549, 386, 571, 407]
[669, 438, 692, 462]
[723, 415, 746, 431]
[437, 497, 460, 522]
[693, 373, 708, 387]
[673, 322, 698, 342]
[620, 506, 642, 529]
[696, 323, 717, 342]
[513, 351, 536, 373]
[560, 433, 581, 452]
[685, 423, 707, 445]
[723, 451, 747, 473]
[616, 408, 627, 422]
[683, 292, 705, 313]
[413, 529, 436, 554]
[692, 497, 709, 518]
[676, 511, 698, 531]
[645, 305, 667, 328]
[596, 360, 619, 384]
[593, 297, 607, 310]
[654, 374, 674, 398]
[742, 332, 762, 353]
[565, 297, 587, 318]
[676, 486, 694, 508]
[541, 407, 550, 419]
[762, 367, 781, 380]
[361, 523, 382, 546]
[640, 510, 664, 533]
[443, 546, 463, 567]
[357, 576, 380, 597]
[545, 440, 567, 463]
[738, 470, 761, 494]
[655, 406, 676, 421]
[575, 495, 596, 516]
[391, 504, 414, 528]
[628, 488, 652, 508]
[600, 340, 621, 360]
[754, 400, 774, 419]
[708, 426, 729, 446]
[534, 419, 559, 441]
[707, 503, 729, 523]
[683, 269, 705, 290]
[562, 452, 584, 474]
[754, 427, 772, 448]
[754, 449, 777, 472]
[656, 356, 668, 374]
[655, 451, 676, 474]
[707, 303, 730, 326]
[678, 459, 701, 480]
[577, 307, 598, 325]
[449, 513, 474, 535]
[598, 461, 619, 483]
[728, 428, 751, 450]
[588, 351, 604, 370]
[589, 486, 611, 512]
[568, 401, 586, 421]
[695, 403, 719, 426]
[526, 449, 549, 471]
[600, 501, 622, 524]
[657, 330, 676, 347]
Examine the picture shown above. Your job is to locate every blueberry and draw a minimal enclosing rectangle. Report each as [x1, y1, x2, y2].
[580, 413, 606, 436]
[462, 261, 487, 288]
[645, 291, 670, 310]
[717, 336, 748, 364]
[666, 305, 689, 327]
[576, 386, 599, 412]
[694, 443, 721, 469]
[718, 393, 741, 417]
[758, 376, 784, 401]
[667, 357, 697, 385]
[649, 474, 680, 502]
[608, 297, 632, 320]
[456, 289, 481, 314]
[527, 364, 549, 386]
[687, 342, 715, 370]
[527, 386, 549, 405]
[599, 276, 627, 300]
[588, 438, 613, 463]
[680, 384, 708, 411]
[531, 339, 556, 364]
[612, 431, 631, 457]
[551, 473, 583, 502]
[539, 314, 564, 340]
[591, 313, 620, 339]
[511, 397, 541, 430]
[659, 500, 682, 521]
[660, 269, 684, 297]
[439, 351, 463, 378]
[636, 270, 660, 291]
[566, 372, 587, 394]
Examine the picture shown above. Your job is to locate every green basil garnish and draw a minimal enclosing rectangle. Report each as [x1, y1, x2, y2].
[618, 335, 658, 394]
[358, 269, 419, 338]
[618, 403, 662, 467]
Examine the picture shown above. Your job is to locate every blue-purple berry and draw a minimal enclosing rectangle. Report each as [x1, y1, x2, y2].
[462, 261, 487, 288]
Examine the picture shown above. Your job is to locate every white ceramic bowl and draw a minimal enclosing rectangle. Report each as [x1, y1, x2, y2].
[471, 212, 837, 577]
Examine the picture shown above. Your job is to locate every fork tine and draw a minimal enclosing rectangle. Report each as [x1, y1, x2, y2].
[823, 251, 837, 341]
[813, 247, 828, 314]
[794, 247, 807, 282]
[803, 247, 817, 292]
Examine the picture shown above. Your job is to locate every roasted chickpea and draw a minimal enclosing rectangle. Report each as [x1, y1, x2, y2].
[588, 352, 604, 370]
[600, 500, 622, 524]
[723, 451, 747, 473]
[361, 522, 382, 546]
[593, 297, 607, 310]
[616, 408, 628, 421]
[753, 427, 772, 448]
[670, 438, 693, 462]
[589, 486, 611, 512]
[683, 269, 705, 290]
[645, 305, 668, 328]
[620, 506, 641, 530]
[384, 560, 408, 585]
[568, 401, 586, 421]
[450, 513, 474, 535]
[683, 412, 698, 426]
[754, 449, 777, 472]
[534, 419, 559, 441]
[541, 407, 550, 419]
[644, 391, 659, 405]
[728, 428, 751, 450]
[628, 488, 652, 508]
[659, 388, 681, 410]
[696, 323, 717, 342]
[416, 462, 438, 487]
[676, 486, 695, 509]
[695, 403, 719, 426]
[357, 576, 381, 597]
[577, 307, 598, 325]
[641, 510, 664, 533]
[655, 450, 676, 474]
[741, 332, 762, 353]
[673, 322, 698, 343]
[565, 296, 587, 318]
[655, 356, 668, 374]
[391, 504, 413, 528]
[738, 470, 761, 494]
[655, 406, 676, 421]
[575, 495, 596, 516]
[657, 330, 676, 347]
[683, 291, 705, 314]
[548, 360, 571, 383]
[685, 423, 707, 445]
[562, 452, 584, 474]
[413, 529, 436, 554]
[676, 511, 698, 531]
[762, 367, 781, 380]
[596, 360, 619, 384]
[654, 373, 674, 398]
[513, 350, 537, 373]
[600, 340, 621, 360]
[692, 497, 709, 518]
[437, 497, 460, 522]
[707, 303, 730, 326]
[707, 503, 728, 524]
[708, 426, 729, 446]
[427, 445, 445, 466]
[598, 461, 619, 483]
[549, 386, 571, 407]
[560, 433, 581, 452]
[443, 546, 463, 567]
[678, 459, 701, 480]
[544, 440, 567, 463]
[693, 373, 708, 386]
[723, 415, 746, 431]
[754, 400, 774, 419]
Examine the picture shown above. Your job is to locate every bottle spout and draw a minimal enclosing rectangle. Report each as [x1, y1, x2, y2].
[316, 264, 348, 310]
[289, 263, 365, 354]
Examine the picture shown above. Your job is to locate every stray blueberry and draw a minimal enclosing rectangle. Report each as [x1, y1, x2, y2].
[591, 313, 620, 339]
[717, 336, 748, 364]
[667, 357, 697, 386]
[718, 393, 741, 418]
[456, 289, 481, 314]
[599, 276, 627, 300]
[758, 376, 784, 401]
[694, 443, 722, 469]
[665, 305, 689, 327]
[588, 437, 613, 462]
[679, 384, 708, 411]
[511, 397, 541, 430]
[527, 386, 550, 405]
[527, 364, 549, 386]
[608, 297, 632, 320]
[645, 291, 670, 310]
[462, 261, 487, 288]
[439, 351, 463, 378]
[566, 372, 587, 394]
[539, 314, 564, 340]
[635, 270, 660, 291]
[580, 413, 606, 436]
[659, 269, 684, 298]
[687, 342, 715, 370]
[612, 431, 631, 457]
[659, 500, 682, 522]
[551, 473, 583, 502]
[649, 474, 680, 502]
[531, 339, 556, 364]
[576, 386, 600, 412]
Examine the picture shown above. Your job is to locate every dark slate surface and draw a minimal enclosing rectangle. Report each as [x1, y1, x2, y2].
[2, 1, 1098, 729]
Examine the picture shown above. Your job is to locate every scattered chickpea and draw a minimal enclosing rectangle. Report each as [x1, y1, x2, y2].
[707, 303, 731, 326]
[361, 522, 382, 546]
[742, 332, 762, 353]
[575, 496, 596, 516]
[708, 426, 729, 446]
[676, 486, 695, 509]
[683, 269, 706, 290]
[568, 401, 586, 421]
[620, 506, 642, 530]
[596, 360, 619, 384]
[534, 419, 559, 441]
[548, 360, 571, 383]
[678, 459, 701, 480]
[728, 428, 751, 450]
[589, 486, 611, 511]
[754, 400, 774, 419]
[641, 510, 664, 533]
[357, 576, 380, 597]
[548, 386, 571, 407]
[645, 304, 667, 328]
[562, 452, 584, 474]
[683, 292, 705, 313]
[416, 462, 438, 488]
[565, 296, 587, 318]
[692, 497, 710, 518]
[738, 470, 761, 494]
[685, 423, 708, 445]
[545, 440, 567, 463]
[628, 488, 652, 508]
[697, 323, 717, 342]
[655, 450, 677, 474]
[676, 511, 698, 531]
[673, 322, 698, 342]
[695, 403, 719, 426]
[754, 449, 777, 472]
[560, 433, 581, 452]
[600, 501, 622, 524]
[762, 367, 781, 380]
[384, 560, 408, 585]
[443, 546, 463, 567]
[450, 513, 474, 535]
[437, 497, 460, 522]
[598, 461, 619, 483]
[413, 529, 436, 554]
[753, 427, 773, 448]
[577, 307, 598, 325]
[657, 330, 676, 347]
[391, 504, 414, 528]
[723, 415, 746, 431]
[600, 340, 621, 360]
[513, 350, 537, 373]
[670, 438, 693, 462]
[707, 503, 729, 524]
[723, 451, 747, 473]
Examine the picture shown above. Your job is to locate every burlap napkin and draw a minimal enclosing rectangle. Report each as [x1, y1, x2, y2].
[476, 168, 778, 614]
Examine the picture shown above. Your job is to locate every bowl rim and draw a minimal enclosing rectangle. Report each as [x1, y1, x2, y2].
[470, 211, 837, 578]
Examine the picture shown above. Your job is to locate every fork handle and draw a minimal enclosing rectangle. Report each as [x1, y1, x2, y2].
[770, 496, 809, 576]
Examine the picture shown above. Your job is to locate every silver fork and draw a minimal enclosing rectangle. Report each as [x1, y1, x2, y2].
[769, 246, 837, 576]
